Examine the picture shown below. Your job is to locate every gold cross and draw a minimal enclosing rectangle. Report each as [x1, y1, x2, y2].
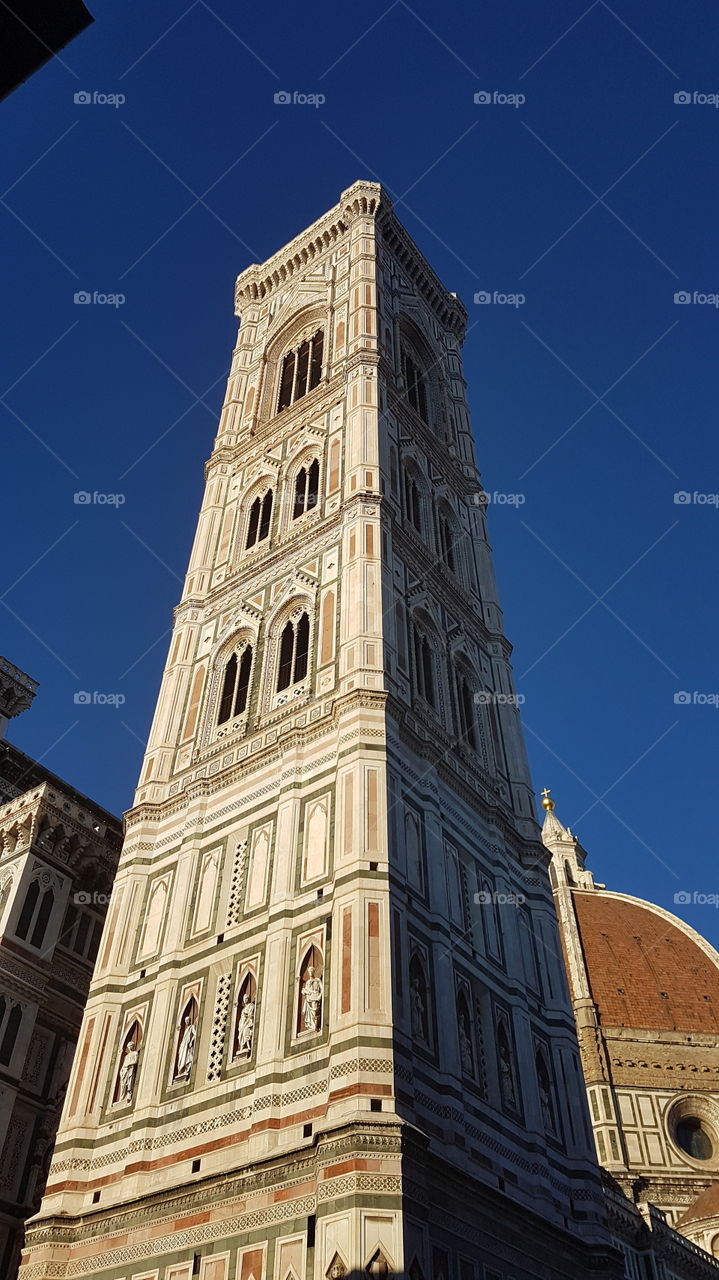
[540, 787, 551, 800]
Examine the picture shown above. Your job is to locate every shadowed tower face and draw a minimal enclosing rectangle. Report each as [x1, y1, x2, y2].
[22, 183, 621, 1280]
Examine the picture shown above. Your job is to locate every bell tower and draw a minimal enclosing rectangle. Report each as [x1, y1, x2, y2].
[22, 183, 621, 1280]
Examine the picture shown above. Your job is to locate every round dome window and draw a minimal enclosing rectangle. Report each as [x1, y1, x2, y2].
[675, 1116, 714, 1161]
[667, 1096, 719, 1167]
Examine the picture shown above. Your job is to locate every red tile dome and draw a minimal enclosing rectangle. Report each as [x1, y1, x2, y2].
[571, 890, 719, 1033]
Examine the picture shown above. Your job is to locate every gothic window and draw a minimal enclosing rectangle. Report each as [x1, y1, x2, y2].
[113, 1019, 142, 1104]
[245, 488, 273, 549]
[409, 952, 429, 1043]
[217, 644, 253, 724]
[15, 878, 55, 950]
[401, 348, 428, 421]
[454, 667, 477, 750]
[60, 901, 104, 962]
[0, 1001, 22, 1066]
[277, 612, 310, 692]
[277, 329, 324, 411]
[412, 623, 435, 707]
[403, 469, 422, 533]
[293, 458, 320, 519]
[297, 945, 324, 1035]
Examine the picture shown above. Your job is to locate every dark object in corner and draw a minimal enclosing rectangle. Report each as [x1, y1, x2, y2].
[0, 0, 93, 101]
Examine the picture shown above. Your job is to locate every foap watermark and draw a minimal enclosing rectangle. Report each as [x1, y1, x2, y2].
[674, 690, 719, 708]
[674, 491, 719, 506]
[674, 890, 719, 908]
[474, 90, 525, 108]
[74, 890, 113, 906]
[74, 90, 125, 108]
[74, 690, 126, 708]
[274, 90, 325, 108]
[474, 290, 525, 308]
[74, 491, 126, 506]
[674, 290, 719, 307]
[674, 90, 719, 108]
[474, 491, 526, 507]
[474, 691, 525, 707]
[474, 889, 526, 906]
[74, 290, 125, 308]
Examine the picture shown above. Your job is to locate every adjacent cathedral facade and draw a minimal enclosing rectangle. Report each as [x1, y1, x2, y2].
[22, 182, 624, 1280]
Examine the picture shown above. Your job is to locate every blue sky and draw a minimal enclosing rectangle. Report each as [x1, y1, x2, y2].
[2, 0, 718, 942]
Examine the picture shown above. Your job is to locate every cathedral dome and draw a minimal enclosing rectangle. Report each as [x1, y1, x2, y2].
[571, 889, 719, 1033]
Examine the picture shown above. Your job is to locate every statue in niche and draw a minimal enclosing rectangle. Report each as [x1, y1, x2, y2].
[327, 1258, 346, 1279]
[539, 1077, 553, 1129]
[410, 976, 426, 1041]
[118, 1034, 139, 1103]
[458, 1008, 473, 1073]
[173, 1003, 198, 1081]
[301, 965, 323, 1032]
[234, 993, 256, 1057]
[498, 1031, 516, 1108]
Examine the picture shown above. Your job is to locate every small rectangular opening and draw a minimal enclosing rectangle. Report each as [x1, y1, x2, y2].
[307, 1214, 316, 1248]
[139, 969, 146, 978]
[191, 1158, 201, 1173]
[316, 889, 323, 900]
[370, 1098, 382, 1112]
[217, 933, 224, 944]
[92, 1191, 101, 1204]
[369, 861, 378, 871]
[303, 1123, 313, 1138]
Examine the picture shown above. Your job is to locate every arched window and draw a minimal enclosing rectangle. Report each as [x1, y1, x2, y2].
[412, 625, 435, 707]
[16, 879, 55, 950]
[245, 489, 273, 549]
[277, 612, 310, 692]
[0, 1002, 22, 1066]
[401, 348, 428, 421]
[31, 888, 54, 949]
[454, 668, 477, 750]
[217, 644, 253, 724]
[404, 470, 422, 533]
[293, 458, 320, 519]
[277, 330, 324, 411]
[15, 879, 39, 940]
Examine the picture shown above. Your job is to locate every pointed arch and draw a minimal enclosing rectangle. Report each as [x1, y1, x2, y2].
[277, 611, 310, 692]
[366, 1247, 392, 1277]
[0, 1002, 22, 1066]
[15, 878, 39, 940]
[217, 641, 253, 726]
[244, 485, 274, 550]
